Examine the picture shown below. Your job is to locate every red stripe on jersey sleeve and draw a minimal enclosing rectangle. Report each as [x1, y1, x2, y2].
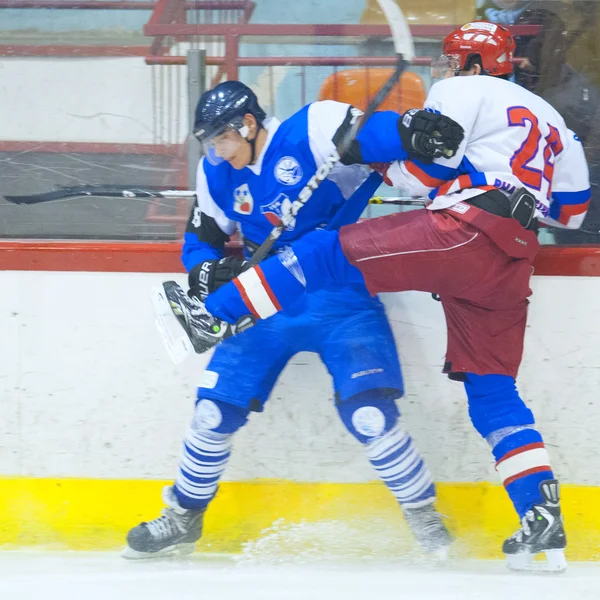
[233, 278, 261, 319]
[405, 161, 447, 188]
[557, 200, 591, 225]
[254, 265, 282, 311]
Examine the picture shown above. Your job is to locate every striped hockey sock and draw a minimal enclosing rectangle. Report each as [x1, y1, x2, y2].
[173, 427, 232, 510]
[490, 426, 554, 517]
[366, 425, 436, 508]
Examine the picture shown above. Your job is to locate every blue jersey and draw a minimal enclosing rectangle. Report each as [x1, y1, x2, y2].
[182, 100, 407, 269]
[184, 100, 409, 408]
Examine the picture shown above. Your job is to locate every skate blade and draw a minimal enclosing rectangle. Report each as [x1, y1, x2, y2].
[505, 549, 567, 573]
[121, 542, 196, 560]
[152, 284, 193, 364]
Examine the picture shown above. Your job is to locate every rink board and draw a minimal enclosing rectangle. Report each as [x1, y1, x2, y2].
[1, 251, 600, 561]
[0, 478, 599, 561]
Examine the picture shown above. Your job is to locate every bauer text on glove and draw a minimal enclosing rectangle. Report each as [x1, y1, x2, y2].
[188, 257, 247, 302]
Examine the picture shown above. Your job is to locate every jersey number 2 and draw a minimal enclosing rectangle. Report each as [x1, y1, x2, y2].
[507, 106, 563, 198]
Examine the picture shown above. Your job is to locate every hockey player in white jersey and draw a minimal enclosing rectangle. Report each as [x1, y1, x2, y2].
[169, 23, 591, 571]
[124, 81, 464, 559]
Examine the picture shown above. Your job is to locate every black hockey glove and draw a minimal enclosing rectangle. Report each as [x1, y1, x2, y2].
[398, 109, 464, 162]
[188, 256, 247, 302]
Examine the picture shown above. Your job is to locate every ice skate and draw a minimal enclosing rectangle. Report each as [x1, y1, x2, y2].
[503, 480, 567, 573]
[123, 486, 206, 559]
[403, 502, 453, 559]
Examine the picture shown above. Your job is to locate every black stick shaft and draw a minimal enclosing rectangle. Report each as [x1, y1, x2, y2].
[245, 55, 407, 268]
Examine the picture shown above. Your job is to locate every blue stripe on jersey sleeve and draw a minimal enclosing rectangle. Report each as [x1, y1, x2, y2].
[552, 189, 592, 205]
[356, 111, 408, 163]
[181, 234, 224, 272]
[469, 171, 489, 187]
[409, 158, 460, 182]
[550, 189, 591, 220]
[457, 156, 488, 187]
[457, 156, 479, 175]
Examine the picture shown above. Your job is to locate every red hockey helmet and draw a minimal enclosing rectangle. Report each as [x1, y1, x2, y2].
[440, 21, 516, 77]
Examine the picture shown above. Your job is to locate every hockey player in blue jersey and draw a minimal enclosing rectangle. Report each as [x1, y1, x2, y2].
[124, 81, 463, 559]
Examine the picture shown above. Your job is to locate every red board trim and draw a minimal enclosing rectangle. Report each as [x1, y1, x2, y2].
[532, 246, 600, 277]
[0, 241, 599, 276]
[0, 242, 184, 273]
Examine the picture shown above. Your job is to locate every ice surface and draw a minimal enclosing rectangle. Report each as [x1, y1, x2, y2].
[0, 552, 599, 600]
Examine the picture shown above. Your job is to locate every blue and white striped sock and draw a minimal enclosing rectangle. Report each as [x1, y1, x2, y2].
[173, 427, 232, 510]
[366, 425, 436, 508]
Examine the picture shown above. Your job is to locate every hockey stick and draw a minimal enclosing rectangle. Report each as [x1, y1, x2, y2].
[244, 0, 412, 268]
[11, 186, 590, 226]
[2, 185, 426, 207]
[2, 185, 195, 205]
[369, 196, 426, 206]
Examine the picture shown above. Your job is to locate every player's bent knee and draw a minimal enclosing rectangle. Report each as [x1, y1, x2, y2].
[464, 373, 535, 438]
[193, 398, 250, 435]
[336, 396, 400, 444]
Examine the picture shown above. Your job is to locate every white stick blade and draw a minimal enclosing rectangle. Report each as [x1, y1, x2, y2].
[152, 285, 194, 364]
[376, 0, 415, 61]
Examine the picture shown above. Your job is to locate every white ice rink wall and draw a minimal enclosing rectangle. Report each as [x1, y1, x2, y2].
[0, 266, 600, 559]
[1, 270, 600, 485]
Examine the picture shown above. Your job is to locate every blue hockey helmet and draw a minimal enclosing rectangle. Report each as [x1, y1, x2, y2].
[193, 81, 266, 144]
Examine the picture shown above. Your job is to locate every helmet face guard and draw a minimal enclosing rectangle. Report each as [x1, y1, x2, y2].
[430, 54, 461, 79]
[195, 117, 249, 166]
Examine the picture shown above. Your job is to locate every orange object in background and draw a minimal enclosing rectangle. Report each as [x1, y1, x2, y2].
[318, 68, 427, 113]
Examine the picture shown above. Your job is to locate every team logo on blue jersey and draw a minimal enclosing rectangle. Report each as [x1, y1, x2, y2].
[233, 184, 254, 215]
[274, 156, 303, 186]
[260, 193, 296, 231]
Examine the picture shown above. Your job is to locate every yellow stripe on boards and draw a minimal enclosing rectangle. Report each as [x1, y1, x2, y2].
[0, 478, 598, 561]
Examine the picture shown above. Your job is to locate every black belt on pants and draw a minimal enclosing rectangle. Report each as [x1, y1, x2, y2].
[466, 189, 512, 217]
[466, 189, 539, 231]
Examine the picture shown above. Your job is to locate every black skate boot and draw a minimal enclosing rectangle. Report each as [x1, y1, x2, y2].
[153, 280, 254, 361]
[123, 486, 206, 559]
[403, 502, 453, 559]
[503, 480, 567, 572]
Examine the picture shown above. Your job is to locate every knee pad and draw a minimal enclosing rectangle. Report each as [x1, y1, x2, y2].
[336, 396, 400, 444]
[193, 399, 250, 435]
[464, 373, 535, 439]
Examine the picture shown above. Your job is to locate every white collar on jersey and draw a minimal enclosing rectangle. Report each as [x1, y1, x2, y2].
[246, 116, 281, 175]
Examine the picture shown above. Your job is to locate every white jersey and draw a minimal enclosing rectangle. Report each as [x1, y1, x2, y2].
[387, 75, 591, 229]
